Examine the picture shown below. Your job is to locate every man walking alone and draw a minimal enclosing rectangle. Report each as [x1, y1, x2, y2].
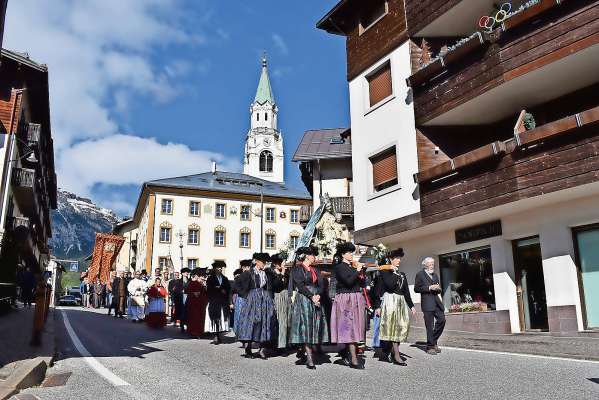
[414, 257, 445, 355]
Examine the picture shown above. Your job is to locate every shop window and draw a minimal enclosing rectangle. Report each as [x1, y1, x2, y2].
[370, 146, 398, 192]
[367, 62, 392, 107]
[439, 246, 495, 313]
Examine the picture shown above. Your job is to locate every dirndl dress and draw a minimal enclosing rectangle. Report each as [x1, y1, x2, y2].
[237, 288, 276, 343]
[330, 292, 366, 344]
[274, 289, 290, 348]
[378, 292, 411, 342]
[288, 288, 329, 345]
[233, 294, 247, 336]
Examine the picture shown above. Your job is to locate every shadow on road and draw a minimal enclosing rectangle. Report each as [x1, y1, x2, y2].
[56, 308, 202, 361]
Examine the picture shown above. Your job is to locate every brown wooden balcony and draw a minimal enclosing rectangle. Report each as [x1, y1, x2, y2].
[10, 216, 31, 231]
[11, 167, 35, 188]
[355, 104, 599, 243]
[408, 1, 599, 126]
[330, 196, 354, 215]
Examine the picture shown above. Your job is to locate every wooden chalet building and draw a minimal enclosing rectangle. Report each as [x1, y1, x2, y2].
[317, 0, 599, 334]
[0, 48, 57, 296]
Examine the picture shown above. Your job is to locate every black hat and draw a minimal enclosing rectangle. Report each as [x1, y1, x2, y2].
[388, 248, 405, 259]
[240, 259, 253, 268]
[211, 260, 226, 269]
[270, 253, 284, 265]
[180, 268, 191, 274]
[252, 253, 271, 263]
[191, 268, 205, 277]
[336, 241, 356, 255]
[233, 268, 243, 277]
[295, 246, 318, 257]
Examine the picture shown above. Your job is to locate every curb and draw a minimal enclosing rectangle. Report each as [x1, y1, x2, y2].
[0, 309, 56, 400]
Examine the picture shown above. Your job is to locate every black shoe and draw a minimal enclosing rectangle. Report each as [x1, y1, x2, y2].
[426, 348, 437, 355]
[378, 352, 391, 363]
[349, 362, 364, 370]
[257, 349, 268, 360]
[244, 347, 255, 359]
[306, 363, 316, 370]
[434, 346, 442, 353]
[392, 359, 407, 366]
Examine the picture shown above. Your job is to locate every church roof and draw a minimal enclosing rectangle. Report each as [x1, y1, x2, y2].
[146, 171, 311, 200]
[254, 55, 275, 105]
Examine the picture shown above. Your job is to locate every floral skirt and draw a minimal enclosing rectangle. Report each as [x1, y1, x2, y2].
[237, 288, 276, 343]
[379, 293, 410, 342]
[233, 295, 247, 336]
[288, 292, 329, 345]
[330, 292, 366, 344]
[274, 290, 290, 348]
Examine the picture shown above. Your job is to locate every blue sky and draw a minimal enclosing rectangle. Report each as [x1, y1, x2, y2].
[4, 0, 348, 217]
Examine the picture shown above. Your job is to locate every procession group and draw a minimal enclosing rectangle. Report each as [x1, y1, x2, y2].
[103, 242, 446, 370]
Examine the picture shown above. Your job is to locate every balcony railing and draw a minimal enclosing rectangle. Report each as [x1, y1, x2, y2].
[330, 196, 354, 215]
[408, 1, 595, 125]
[11, 168, 35, 188]
[11, 216, 31, 231]
[27, 123, 41, 145]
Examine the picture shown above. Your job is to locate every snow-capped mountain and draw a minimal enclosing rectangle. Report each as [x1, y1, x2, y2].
[50, 190, 121, 260]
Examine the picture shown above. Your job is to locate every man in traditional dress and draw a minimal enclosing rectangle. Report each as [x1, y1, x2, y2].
[111, 271, 127, 318]
[127, 271, 148, 323]
[205, 261, 231, 344]
[169, 271, 184, 328]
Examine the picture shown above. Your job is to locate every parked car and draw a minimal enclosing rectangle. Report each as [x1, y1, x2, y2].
[59, 295, 81, 306]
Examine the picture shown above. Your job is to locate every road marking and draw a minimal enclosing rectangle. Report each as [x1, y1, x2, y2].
[438, 344, 599, 364]
[60, 310, 130, 387]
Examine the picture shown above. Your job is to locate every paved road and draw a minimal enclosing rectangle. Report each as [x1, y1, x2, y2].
[15, 307, 599, 400]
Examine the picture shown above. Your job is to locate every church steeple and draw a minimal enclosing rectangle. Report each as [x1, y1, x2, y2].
[254, 53, 275, 105]
[243, 54, 284, 183]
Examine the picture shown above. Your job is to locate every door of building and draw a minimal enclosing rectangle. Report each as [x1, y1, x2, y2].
[574, 226, 599, 329]
[513, 237, 548, 331]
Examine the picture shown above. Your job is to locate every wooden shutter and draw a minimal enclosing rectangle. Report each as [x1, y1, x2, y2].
[368, 63, 392, 106]
[372, 147, 397, 188]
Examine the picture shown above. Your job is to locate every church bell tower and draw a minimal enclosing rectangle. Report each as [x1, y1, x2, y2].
[243, 54, 284, 183]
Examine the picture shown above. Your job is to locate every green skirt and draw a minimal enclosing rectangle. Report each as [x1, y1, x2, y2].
[288, 291, 329, 345]
[379, 292, 410, 342]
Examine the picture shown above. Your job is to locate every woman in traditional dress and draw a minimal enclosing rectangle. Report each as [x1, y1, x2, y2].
[331, 241, 366, 369]
[185, 269, 208, 337]
[288, 246, 329, 369]
[374, 248, 416, 365]
[236, 253, 278, 359]
[146, 278, 168, 328]
[232, 259, 252, 337]
[271, 253, 290, 352]
[205, 261, 231, 344]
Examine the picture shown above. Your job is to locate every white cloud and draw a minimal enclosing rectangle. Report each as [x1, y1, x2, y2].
[59, 134, 242, 213]
[3, 0, 240, 215]
[272, 33, 289, 55]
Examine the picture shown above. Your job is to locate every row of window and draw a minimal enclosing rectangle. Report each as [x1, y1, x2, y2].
[160, 199, 299, 223]
[159, 225, 300, 250]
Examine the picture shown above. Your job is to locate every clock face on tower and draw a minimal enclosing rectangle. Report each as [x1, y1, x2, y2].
[263, 137, 272, 147]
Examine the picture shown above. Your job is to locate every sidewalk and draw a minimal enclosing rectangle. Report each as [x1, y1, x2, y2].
[407, 326, 599, 361]
[0, 304, 56, 400]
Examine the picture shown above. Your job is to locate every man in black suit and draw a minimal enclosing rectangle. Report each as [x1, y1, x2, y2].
[414, 257, 445, 355]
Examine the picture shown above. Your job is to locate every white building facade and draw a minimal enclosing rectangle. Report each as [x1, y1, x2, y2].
[122, 57, 310, 278]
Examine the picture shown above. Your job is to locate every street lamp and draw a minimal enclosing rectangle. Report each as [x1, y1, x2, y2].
[176, 229, 186, 271]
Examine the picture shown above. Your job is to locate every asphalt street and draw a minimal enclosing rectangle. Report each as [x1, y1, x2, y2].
[14, 307, 599, 400]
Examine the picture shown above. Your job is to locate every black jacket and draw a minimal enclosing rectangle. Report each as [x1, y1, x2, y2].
[168, 278, 184, 300]
[333, 261, 364, 294]
[289, 266, 324, 299]
[111, 277, 126, 299]
[414, 269, 444, 312]
[206, 274, 231, 303]
[236, 268, 279, 298]
[373, 270, 414, 309]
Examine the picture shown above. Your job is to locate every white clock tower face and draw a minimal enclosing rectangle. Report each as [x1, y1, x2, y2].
[263, 137, 272, 147]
